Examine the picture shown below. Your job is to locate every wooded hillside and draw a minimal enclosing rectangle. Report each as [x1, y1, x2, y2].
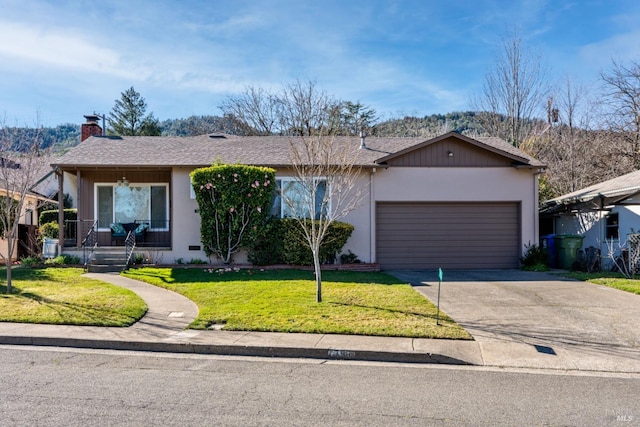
[3, 110, 635, 204]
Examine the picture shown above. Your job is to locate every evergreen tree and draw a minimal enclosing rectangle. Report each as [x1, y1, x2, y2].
[107, 87, 161, 136]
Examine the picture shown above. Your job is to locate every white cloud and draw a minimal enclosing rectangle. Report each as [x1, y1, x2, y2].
[0, 20, 148, 80]
[579, 30, 640, 67]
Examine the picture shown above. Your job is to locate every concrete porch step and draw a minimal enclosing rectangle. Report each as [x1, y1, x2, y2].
[92, 254, 128, 262]
[87, 247, 129, 273]
[87, 264, 128, 273]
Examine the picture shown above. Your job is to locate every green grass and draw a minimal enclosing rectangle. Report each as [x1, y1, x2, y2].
[0, 267, 147, 326]
[561, 271, 640, 295]
[123, 267, 471, 339]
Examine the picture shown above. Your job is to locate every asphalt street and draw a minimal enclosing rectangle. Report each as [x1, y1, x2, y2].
[1, 346, 638, 426]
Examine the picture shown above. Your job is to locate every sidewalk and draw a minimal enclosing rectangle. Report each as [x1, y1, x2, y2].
[1, 273, 639, 373]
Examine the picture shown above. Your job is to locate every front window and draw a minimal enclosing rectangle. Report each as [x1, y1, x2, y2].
[271, 178, 329, 219]
[96, 183, 169, 230]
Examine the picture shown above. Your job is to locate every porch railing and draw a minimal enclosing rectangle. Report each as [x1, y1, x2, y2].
[64, 220, 97, 248]
[129, 219, 172, 248]
[64, 219, 171, 248]
[81, 220, 98, 269]
[124, 230, 136, 269]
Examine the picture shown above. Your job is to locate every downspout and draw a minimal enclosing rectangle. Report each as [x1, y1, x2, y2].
[533, 167, 546, 246]
[369, 167, 376, 264]
[76, 170, 82, 248]
[600, 195, 605, 260]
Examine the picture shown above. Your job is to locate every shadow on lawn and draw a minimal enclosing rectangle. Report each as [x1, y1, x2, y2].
[130, 267, 406, 285]
[330, 301, 449, 322]
[1, 285, 142, 326]
[4, 267, 64, 283]
[1, 268, 58, 294]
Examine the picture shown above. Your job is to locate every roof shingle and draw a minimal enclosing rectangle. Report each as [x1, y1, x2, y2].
[51, 132, 542, 169]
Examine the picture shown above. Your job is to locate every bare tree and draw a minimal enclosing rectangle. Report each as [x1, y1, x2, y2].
[525, 76, 635, 201]
[0, 118, 50, 293]
[600, 59, 640, 168]
[220, 81, 368, 301]
[284, 137, 364, 302]
[279, 80, 338, 136]
[220, 80, 376, 138]
[523, 78, 593, 198]
[472, 30, 548, 147]
[219, 86, 283, 135]
[278, 83, 365, 302]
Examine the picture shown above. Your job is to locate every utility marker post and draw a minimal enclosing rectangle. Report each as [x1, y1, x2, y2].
[436, 268, 443, 326]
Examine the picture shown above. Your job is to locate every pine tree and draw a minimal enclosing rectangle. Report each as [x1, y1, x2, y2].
[107, 87, 161, 136]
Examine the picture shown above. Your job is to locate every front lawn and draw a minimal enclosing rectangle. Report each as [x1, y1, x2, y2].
[562, 271, 640, 295]
[122, 267, 471, 339]
[0, 267, 147, 326]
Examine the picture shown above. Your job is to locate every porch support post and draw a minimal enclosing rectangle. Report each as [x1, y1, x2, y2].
[76, 170, 82, 248]
[56, 168, 64, 255]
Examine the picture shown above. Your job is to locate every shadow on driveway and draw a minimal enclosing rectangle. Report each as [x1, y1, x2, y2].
[388, 269, 577, 284]
[387, 269, 640, 362]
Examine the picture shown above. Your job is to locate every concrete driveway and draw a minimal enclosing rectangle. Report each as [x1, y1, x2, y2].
[389, 269, 640, 372]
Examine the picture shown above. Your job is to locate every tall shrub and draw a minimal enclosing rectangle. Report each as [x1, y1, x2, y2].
[191, 164, 275, 264]
[248, 218, 354, 266]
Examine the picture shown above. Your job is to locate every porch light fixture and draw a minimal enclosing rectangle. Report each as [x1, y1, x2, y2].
[117, 176, 129, 187]
[447, 151, 454, 157]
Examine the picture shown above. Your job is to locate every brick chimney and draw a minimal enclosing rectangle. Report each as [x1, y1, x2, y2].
[81, 114, 103, 141]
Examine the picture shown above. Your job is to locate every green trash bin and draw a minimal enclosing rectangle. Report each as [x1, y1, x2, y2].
[555, 235, 584, 270]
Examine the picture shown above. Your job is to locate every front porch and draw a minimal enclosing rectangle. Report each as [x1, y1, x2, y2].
[63, 219, 172, 249]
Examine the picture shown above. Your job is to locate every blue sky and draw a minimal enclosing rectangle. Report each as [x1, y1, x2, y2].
[1, 0, 639, 127]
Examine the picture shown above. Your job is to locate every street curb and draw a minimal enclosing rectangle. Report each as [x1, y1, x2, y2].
[0, 335, 474, 365]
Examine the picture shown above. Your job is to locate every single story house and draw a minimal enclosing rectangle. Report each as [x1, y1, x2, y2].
[540, 169, 640, 265]
[51, 118, 544, 270]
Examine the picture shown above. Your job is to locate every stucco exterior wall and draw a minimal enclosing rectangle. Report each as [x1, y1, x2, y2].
[171, 167, 210, 262]
[169, 166, 539, 265]
[331, 172, 373, 263]
[371, 166, 540, 259]
[169, 168, 374, 264]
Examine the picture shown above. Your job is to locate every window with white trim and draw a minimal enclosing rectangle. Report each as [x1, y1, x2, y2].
[271, 178, 329, 219]
[95, 183, 169, 231]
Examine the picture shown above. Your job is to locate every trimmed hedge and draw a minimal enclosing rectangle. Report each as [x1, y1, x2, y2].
[248, 218, 354, 266]
[39, 208, 77, 225]
[247, 217, 285, 266]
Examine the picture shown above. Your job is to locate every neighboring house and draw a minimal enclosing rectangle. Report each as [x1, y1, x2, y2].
[0, 184, 51, 261]
[51, 117, 544, 269]
[540, 169, 640, 264]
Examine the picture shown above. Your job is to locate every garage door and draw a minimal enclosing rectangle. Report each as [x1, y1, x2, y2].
[376, 202, 521, 269]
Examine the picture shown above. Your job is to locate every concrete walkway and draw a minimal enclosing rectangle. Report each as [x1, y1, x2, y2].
[1, 271, 639, 373]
